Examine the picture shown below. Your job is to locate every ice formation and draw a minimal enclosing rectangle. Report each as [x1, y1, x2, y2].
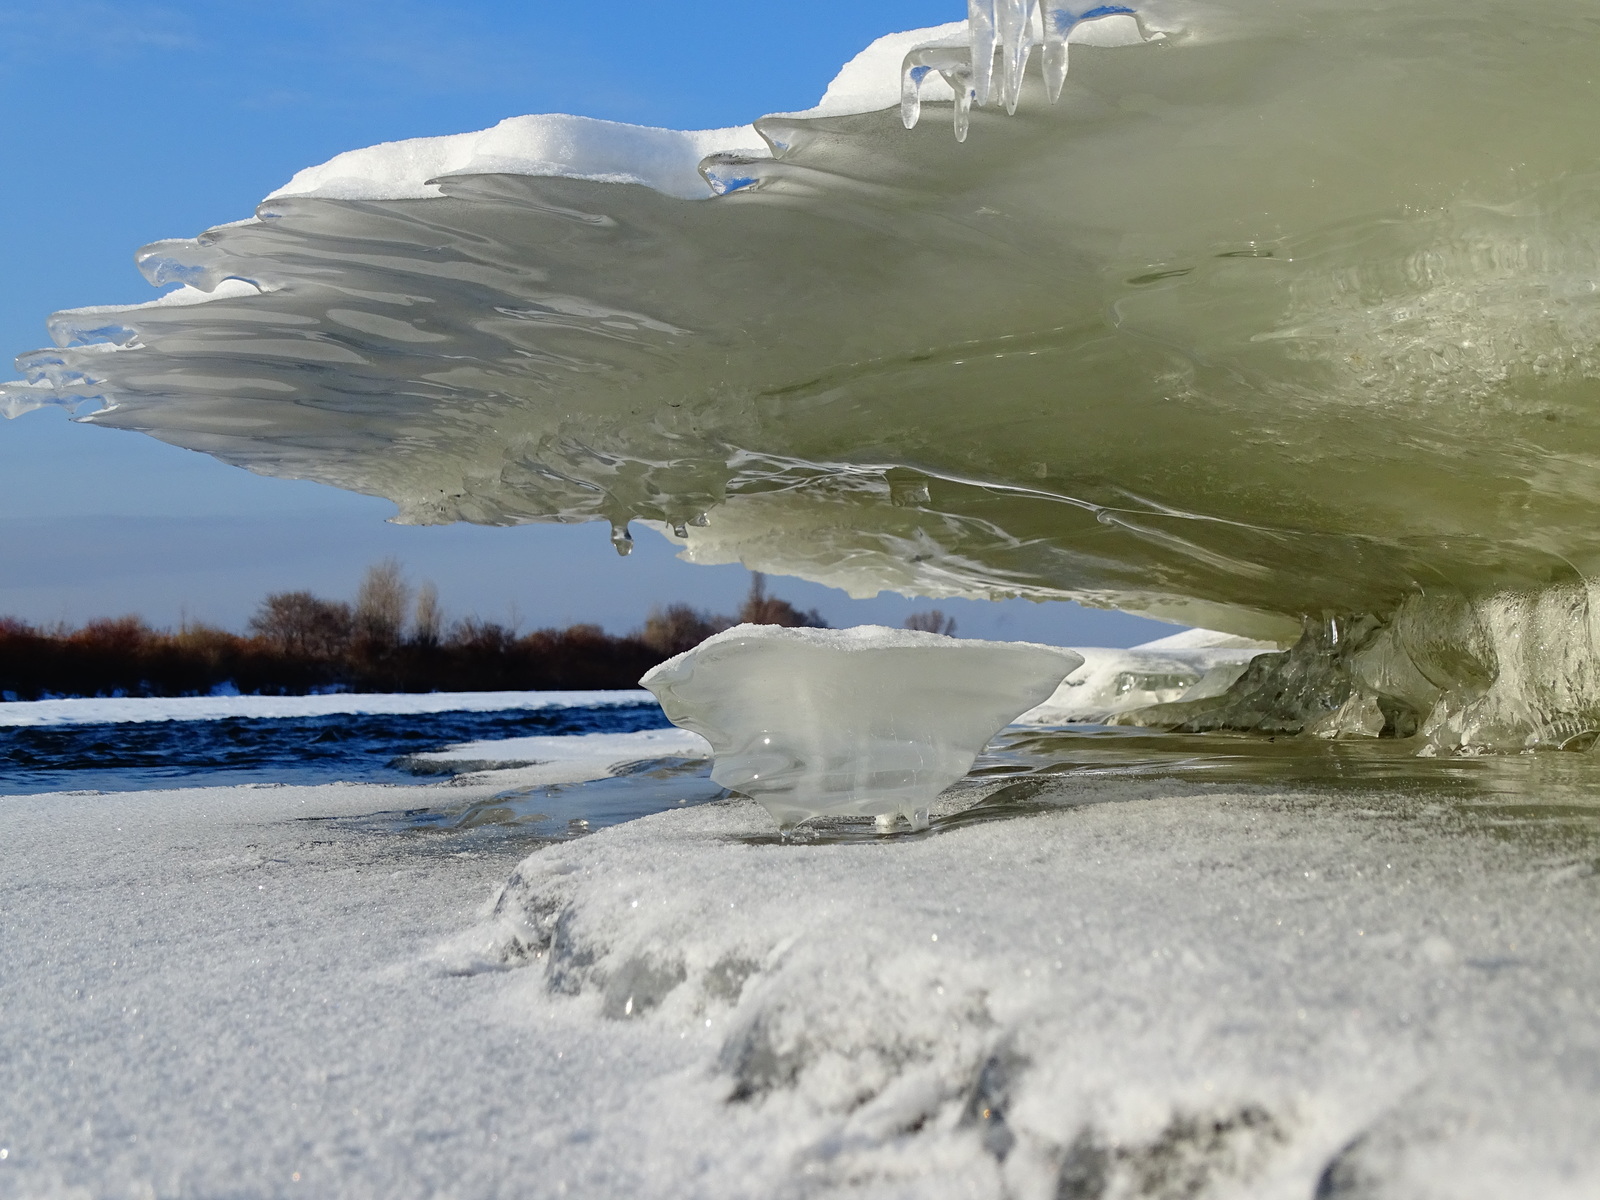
[640, 624, 1080, 827]
[11, 1, 1600, 751]
[1017, 627, 1273, 724]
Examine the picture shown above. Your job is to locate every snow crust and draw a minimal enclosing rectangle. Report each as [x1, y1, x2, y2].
[268, 115, 768, 204]
[6, 766, 1598, 1197]
[0, 689, 652, 728]
[263, 13, 1155, 204]
[261, 20, 980, 207]
[642, 624, 1080, 827]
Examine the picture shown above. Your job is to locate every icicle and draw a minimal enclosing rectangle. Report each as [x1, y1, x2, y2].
[901, 45, 977, 141]
[901, 61, 932, 129]
[610, 521, 634, 556]
[967, 0, 998, 108]
[1040, 2, 1074, 101]
[953, 72, 974, 142]
[996, 0, 1039, 115]
[1042, 5, 1140, 103]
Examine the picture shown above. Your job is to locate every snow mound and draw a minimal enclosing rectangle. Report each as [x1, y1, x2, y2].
[451, 780, 1600, 1198]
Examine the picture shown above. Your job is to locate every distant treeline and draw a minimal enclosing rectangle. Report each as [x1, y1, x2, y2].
[0, 563, 873, 700]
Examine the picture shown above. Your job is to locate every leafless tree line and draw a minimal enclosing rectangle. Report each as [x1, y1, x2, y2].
[0, 562, 939, 700]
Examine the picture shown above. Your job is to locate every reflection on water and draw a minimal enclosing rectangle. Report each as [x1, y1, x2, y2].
[966, 725, 1600, 841]
[332, 724, 1600, 852]
[327, 757, 728, 849]
[748, 724, 1600, 845]
[979, 723, 1600, 798]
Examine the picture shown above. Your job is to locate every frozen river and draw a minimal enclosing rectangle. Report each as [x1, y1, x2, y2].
[3, 698, 1598, 1197]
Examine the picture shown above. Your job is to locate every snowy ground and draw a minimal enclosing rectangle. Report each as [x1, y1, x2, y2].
[5, 752, 1598, 1198]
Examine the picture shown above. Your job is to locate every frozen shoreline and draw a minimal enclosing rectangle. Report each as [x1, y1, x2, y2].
[0, 689, 655, 728]
[4, 766, 1596, 1197]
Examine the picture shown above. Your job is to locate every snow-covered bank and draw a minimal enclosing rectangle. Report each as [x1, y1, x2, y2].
[4, 770, 1597, 1197]
[0, 688, 653, 728]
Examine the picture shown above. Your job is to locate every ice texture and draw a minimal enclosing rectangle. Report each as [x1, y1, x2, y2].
[1115, 586, 1600, 754]
[13, 3, 1600, 750]
[640, 624, 1080, 827]
[1018, 628, 1273, 725]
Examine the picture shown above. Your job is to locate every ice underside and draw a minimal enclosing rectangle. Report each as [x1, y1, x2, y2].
[12, 0, 1600, 751]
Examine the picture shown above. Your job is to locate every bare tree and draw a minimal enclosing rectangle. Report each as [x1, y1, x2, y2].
[249, 591, 354, 658]
[449, 616, 517, 655]
[904, 610, 957, 636]
[354, 559, 411, 649]
[737, 573, 827, 628]
[640, 603, 730, 655]
[411, 581, 442, 648]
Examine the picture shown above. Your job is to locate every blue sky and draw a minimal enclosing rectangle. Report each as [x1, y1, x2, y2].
[0, 0, 1173, 644]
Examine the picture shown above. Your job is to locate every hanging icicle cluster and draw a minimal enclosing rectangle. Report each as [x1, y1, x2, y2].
[901, 1, 1139, 140]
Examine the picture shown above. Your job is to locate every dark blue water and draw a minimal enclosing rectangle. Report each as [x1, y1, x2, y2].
[0, 701, 670, 794]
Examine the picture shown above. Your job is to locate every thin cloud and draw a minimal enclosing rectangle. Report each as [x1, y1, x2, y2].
[0, 1, 202, 66]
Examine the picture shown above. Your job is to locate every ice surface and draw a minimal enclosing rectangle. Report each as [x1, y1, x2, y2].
[1017, 638, 1270, 725]
[0, 688, 652, 727]
[398, 727, 710, 779]
[12, 2, 1600, 749]
[9, 759, 1598, 1197]
[641, 624, 1080, 827]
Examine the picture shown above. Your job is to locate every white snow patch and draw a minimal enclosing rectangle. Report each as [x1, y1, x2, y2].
[1134, 627, 1282, 652]
[261, 17, 1151, 207]
[0, 689, 653, 728]
[1016, 629, 1276, 724]
[268, 114, 769, 204]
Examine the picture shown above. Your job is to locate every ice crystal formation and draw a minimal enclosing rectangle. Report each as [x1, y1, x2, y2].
[11, 0, 1600, 751]
[641, 624, 1080, 827]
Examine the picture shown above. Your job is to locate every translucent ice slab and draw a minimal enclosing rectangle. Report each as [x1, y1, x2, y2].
[640, 625, 1081, 828]
[17, 2, 1600, 751]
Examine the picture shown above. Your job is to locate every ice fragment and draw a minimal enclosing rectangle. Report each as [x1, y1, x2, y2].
[640, 624, 1081, 828]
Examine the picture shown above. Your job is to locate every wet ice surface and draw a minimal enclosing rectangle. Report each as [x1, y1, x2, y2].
[6, 729, 1600, 1198]
[338, 757, 728, 849]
